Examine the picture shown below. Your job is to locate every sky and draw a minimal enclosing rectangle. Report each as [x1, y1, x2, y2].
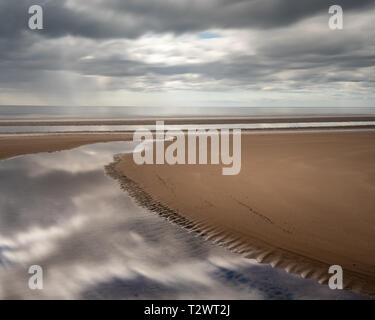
[0, 0, 375, 108]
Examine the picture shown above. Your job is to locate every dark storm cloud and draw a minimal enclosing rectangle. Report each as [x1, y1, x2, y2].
[103, 0, 375, 35]
[1, 0, 375, 39]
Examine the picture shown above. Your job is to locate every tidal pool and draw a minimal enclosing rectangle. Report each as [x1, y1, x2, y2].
[0, 142, 369, 299]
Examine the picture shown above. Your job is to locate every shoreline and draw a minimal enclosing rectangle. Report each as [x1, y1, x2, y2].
[1, 115, 375, 126]
[1, 127, 375, 162]
[108, 130, 375, 297]
[0, 133, 132, 160]
[0, 128, 374, 297]
[105, 159, 375, 297]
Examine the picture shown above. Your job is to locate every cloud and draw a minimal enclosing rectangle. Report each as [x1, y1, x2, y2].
[0, 0, 374, 106]
[6, 0, 372, 39]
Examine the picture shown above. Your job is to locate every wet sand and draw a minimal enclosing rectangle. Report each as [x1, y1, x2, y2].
[108, 130, 375, 296]
[0, 133, 132, 160]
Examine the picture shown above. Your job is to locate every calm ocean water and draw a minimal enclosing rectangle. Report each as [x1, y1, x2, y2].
[1, 121, 375, 134]
[1, 106, 375, 120]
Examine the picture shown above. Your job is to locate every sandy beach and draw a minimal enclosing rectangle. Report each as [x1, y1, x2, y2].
[1, 129, 375, 296]
[107, 130, 375, 296]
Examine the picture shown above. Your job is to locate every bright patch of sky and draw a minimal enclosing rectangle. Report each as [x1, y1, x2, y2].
[197, 32, 222, 39]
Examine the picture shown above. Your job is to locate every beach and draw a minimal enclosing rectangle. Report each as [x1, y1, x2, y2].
[2, 0, 375, 305]
[1, 140, 363, 300]
[0, 127, 375, 296]
[108, 130, 375, 296]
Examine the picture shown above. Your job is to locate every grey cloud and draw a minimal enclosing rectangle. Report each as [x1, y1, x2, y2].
[38, 0, 375, 39]
[0, 0, 375, 105]
[1, 0, 375, 40]
[105, 0, 375, 34]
